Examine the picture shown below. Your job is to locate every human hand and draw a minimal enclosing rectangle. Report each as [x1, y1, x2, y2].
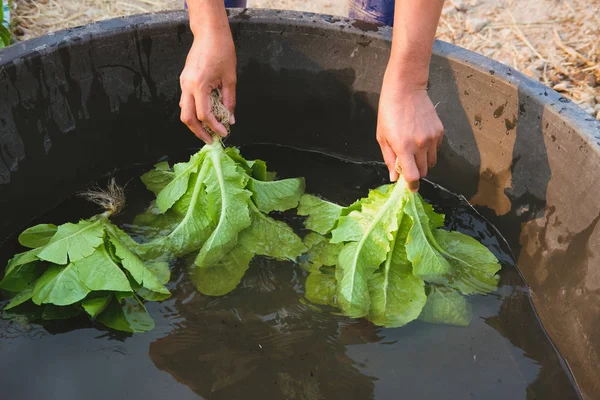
[376, 71, 444, 192]
[179, 23, 236, 143]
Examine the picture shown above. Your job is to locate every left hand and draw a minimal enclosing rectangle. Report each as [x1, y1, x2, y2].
[376, 71, 444, 192]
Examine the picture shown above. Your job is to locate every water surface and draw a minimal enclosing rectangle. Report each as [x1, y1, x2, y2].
[0, 144, 580, 400]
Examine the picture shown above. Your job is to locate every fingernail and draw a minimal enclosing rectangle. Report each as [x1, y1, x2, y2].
[389, 172, 394, 181]
[408, 181, 420, 192]
[230, 114, 236, 125]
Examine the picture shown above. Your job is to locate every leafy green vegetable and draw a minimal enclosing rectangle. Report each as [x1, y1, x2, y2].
[299, 179, 501, 329]
[2, 139, 306, 332]
[300, 233, 343, 272]
[404, 193, 452, 283]
[18, 224, 58, 248]
[418, 286, 472, 327]
[37, 220, 105, 265]
[1, 216, 170, 333]
[368, 216, 427, 328]
[433, 230, 500, 295]
[82, 294, 112, 318]
[331, 184, 406, 318]
[297, 195, 359, 235]
[135, 141, 306, 297]
[305, 270, 337, 307]
[97, 296, 155, 333]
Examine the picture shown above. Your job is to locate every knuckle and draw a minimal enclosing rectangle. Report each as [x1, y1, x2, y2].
[196, 110, 207, 121]
[415, 136, 429, 149]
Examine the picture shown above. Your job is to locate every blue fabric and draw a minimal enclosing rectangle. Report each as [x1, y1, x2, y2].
[184, 0, 247, 8]
[348, 0, 395, 26]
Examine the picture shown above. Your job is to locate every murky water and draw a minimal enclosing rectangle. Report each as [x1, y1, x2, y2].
[0, 144, 581, 400]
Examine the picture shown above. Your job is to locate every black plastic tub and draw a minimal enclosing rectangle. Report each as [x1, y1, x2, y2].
[0, 9, 599, 400]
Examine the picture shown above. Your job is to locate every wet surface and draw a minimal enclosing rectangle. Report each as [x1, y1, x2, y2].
[0, 144, 581, 400]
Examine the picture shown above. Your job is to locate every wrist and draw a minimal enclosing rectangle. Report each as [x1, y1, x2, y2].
[384, 52, 430, 91]
[189, 2, 230, 36]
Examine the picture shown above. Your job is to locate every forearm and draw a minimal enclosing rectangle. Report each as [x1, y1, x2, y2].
[187, 0, 230, 36]
[387, 0, 444, 88]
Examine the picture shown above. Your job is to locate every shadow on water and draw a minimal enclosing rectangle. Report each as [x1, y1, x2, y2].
[148, 261, 378, 399]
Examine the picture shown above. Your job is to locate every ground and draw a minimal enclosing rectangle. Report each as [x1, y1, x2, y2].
[9, 0, 600, 119]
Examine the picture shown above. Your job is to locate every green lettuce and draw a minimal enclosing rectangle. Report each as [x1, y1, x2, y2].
[132, 142, 306, 297]
[1, 141, 307, 332]
[300, 179, 501, 328]
[0, 216, 170, 333]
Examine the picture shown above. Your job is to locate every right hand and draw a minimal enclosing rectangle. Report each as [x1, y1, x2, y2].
[179, 24, 237, 143]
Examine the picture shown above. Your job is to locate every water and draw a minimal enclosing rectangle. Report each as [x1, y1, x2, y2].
[0, 144, 580, 400]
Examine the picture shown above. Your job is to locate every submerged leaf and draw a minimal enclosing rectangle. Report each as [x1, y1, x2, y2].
[301, 233, 343, 272]
[82, 294, 112, 318]
[433, 230, 501, 295]
[305, 271, 337, 307]
[18, 224, 58, 248]
[190, 245, 254, 296]
[97, 296, 155, 333]
[419, 286, 472, 327]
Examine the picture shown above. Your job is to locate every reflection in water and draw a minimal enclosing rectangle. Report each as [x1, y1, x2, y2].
[149, 259, 377, 399]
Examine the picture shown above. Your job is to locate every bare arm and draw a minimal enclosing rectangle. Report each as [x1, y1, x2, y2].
[377, 0, 444, 191]
[180, 0, 236, 143]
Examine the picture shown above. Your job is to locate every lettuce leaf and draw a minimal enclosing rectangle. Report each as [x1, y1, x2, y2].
[418, 286, 472, 327]
[136, 141, 306, 298]
[1, 217, 170, 332]
[368, 214, 427, 328]
[330, 183, 407, 318]
[299, 179, 501, 329]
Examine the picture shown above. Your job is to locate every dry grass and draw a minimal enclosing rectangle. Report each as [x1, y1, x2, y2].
[14, 0, 180, 39]
[436, 0, 599, 117]
[9, 0, 600, 119]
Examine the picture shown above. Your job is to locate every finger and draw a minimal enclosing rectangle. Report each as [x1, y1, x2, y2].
[415, 150, 428, 178]
[428, 144, 438, 168]
[180, 94, 212, 143]
[380, 140, 399, 182]
[221, 81, 237, 125]
[195, 90, 228, 137]
[397, 152, 421, 192]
